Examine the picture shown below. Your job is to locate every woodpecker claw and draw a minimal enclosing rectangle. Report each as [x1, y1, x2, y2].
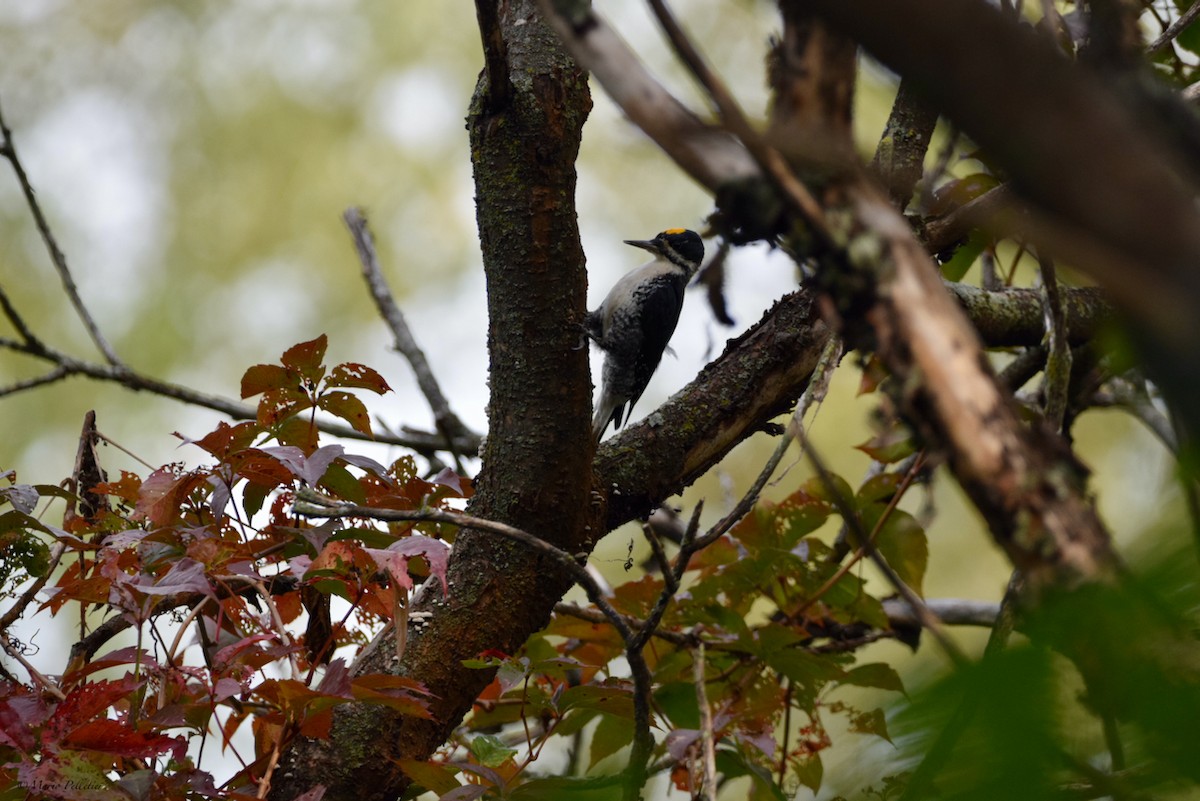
[573, 322, 591, 351]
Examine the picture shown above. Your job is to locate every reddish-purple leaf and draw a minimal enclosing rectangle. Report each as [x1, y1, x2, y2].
[63, 719, 184, 759]
[132, 467, 207, 527]
[350, 674, 434, 718]
[18, 751, 127, 801]
[340, 453, 391, 479]
[213, 677, 243, 703]
[317, 659, 353, 699]
[257, 388, 313, 428]
[366, 535, 451, 596]
[440, 785, 488, 801]
[327, 363, 391, 394]
[0, 687, 50, 751]
[257, 445, 308, 479]
[301, 445, 345, 486]
[429, 468, 468, 497]
[1, 482, 38, 514]
[129, 558, 212, 597]
[290, 786, 328, 801]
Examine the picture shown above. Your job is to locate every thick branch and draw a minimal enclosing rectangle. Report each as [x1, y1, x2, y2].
[804, 0, 1200, 441]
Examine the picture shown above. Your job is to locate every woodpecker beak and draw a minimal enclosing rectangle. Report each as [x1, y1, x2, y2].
[623, 239, 659, 253]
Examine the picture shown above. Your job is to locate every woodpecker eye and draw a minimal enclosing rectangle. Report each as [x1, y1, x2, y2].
[656, 229, 704, 267]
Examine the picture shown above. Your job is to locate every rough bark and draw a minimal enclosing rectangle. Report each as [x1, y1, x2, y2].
[268, 2, 594, 798]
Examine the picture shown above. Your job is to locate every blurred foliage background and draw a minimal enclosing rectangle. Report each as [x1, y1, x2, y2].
[0, 1, 1192, 797]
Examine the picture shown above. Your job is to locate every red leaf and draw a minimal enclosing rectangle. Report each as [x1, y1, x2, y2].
[326, 363, 391, 394]
[178, 421, 261, 459]
[0, 685, 50, 750]
[132, 468, 208, 527]
[45, 678, 140, 741]
[241, 364, 296, 399]
[63, 719, 184, 759]
[281, 335, 328, 384]
[316, 659, 353, 699]
[317, 391, 373, 437]
[257, 388, 313, 427]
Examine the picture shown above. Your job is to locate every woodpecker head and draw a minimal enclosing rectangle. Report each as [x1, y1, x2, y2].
[623, 228, 704, 273]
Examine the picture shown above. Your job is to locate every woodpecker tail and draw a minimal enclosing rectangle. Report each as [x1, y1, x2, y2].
[592, 386, 626, 443]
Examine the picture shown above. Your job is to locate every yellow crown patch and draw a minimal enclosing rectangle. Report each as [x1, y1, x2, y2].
[662, 227, 687, 235]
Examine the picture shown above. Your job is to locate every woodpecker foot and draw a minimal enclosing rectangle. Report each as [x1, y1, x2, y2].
[572, 322, 591, 351]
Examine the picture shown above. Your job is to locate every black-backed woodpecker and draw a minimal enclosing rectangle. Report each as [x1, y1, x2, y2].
[586, 228, 704, 442]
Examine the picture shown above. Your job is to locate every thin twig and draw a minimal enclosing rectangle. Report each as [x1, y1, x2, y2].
[692, 335, 843, 552]
[0, 101, 123, 366]
[0, 282, 40, 347]
[342, 208, 475, 465]
[797, 433, 968, 667]
[1148, 1, 1200, 53]
[645, 0, 835, 243]
[0, 631, 66, 700]
[1039, 257, 1072, 432]
[692, 638, 718, 801]
[796, 452, 927, 618]
[0, 542, 68, 633]
[292, 488, 658, 788]
[0, 332, 473, 452]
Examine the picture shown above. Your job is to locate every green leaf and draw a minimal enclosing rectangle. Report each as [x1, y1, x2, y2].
[764, 648, 845, 688]
[855, 430, 916, 464]
[468, 733, 517, 767]
[317, 391, 373, 437]
[559, 683, 635, 719]
[939, 230, 986, 282]
[868, 508, 928, 596]
[318, 462, 366, 504]
[508, 775, 625, 801]
[841, 663, 905, 693]
[715, 749, 787, 801]
[396, 760, 461, 797]
[588, 713, 634, 769]
[654, 681, 700, 729]
[793, 753, 824, 793]
[802, 474, 855, 508]
[849, 706, 893, 742]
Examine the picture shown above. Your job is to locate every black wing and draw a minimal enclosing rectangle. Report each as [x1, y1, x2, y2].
[626, 276, 687, 417]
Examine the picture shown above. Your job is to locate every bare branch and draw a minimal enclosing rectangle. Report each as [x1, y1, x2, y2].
[1147, 1, 1200, 53]
[872, 77, 939, 208]
[0, 333, 471, 453]
[692, 639, 718, 801]
[1039, 258, 1072, 432]
[0, 100, 123, 366]
[537, 0, 758, 191]
[342, 208, 477, 456]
